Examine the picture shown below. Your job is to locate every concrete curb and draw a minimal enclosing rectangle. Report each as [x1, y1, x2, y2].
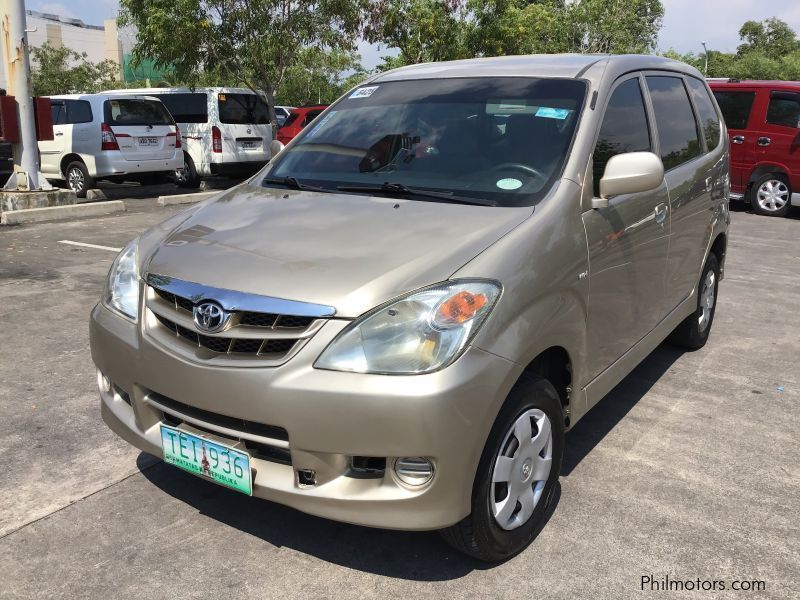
[0, 201, 126, 225]
[157, 191, 218, 206]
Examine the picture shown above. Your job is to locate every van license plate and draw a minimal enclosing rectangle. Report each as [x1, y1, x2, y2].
[240, 141, 256, 149]
[160, 424, 252, 495]
[138, 137, 159, 147]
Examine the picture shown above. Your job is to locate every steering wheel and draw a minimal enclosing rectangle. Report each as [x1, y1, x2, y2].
[488, 163, 546, 180]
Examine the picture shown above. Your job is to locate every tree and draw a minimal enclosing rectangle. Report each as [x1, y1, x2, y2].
[567, 0, 663, 54]
[119, 0, 365, 131]
[30, 43, 121, 96]
[276, 48, 369, 105]
[737, 18, 800, 60]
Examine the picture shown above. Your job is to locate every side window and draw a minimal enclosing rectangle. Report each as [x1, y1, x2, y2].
[50, 101, 67, 126]
[593, 78, 651, 195]
[766, 91, 800, 128]
[302, 110, 323, 128]
[66, 100, 92, 124]
[646, 76, 702, 171]
[686, 78, 721, 150]
[712, 91, 755, 130]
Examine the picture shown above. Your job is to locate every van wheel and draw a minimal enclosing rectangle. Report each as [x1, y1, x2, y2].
[65, 161, 94, 198]
[439, 374, 563, 562]
[669, 253, 720, 350]
[750, 174, 791, 217]
[176, 152, 201, 189]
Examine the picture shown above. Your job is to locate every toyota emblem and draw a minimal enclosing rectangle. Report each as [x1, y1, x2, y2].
[193, 301, 229, 333]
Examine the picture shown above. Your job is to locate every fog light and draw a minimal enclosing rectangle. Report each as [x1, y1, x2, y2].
[96, 370, 111, 393]
[394, 457, 434, 486]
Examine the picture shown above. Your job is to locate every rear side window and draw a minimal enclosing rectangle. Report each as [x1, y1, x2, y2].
[686, 78, 721, 150]
[218, 93, 270, 124]
[646, 76, 702, 170]
[282, 113, 300, 128]
[66, 100, 92, 124]
[302, 110, 324, 128]
[155, 93, 208, 123]
[51, 101, 66, 125]
[766, 91, 800, 128]
[593, 78, 651, 195]
[712, 91, 755, 130]
[104, 99, 173, 125]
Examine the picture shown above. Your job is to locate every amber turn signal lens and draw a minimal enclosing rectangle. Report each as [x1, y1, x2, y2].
[435, 291, 488, 326]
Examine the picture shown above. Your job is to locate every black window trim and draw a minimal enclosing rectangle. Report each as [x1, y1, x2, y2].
[766, 89, 800, 129]
[641, 70, 706, 173]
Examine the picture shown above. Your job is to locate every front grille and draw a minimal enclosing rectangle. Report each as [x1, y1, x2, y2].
[144, 274, 333, 364]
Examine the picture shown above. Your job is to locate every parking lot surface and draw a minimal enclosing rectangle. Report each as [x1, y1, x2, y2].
[1, 199, 798, 599]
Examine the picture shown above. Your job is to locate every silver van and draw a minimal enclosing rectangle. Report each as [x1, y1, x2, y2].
[90, 55, 730, 561]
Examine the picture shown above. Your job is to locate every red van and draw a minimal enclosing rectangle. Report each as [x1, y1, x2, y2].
[709, 80, 800, 217]
[276, 104, 329, 145]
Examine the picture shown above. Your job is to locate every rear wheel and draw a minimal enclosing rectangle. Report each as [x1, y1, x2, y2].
[750, 174, 791, 217]
[440, 374, 564, 562]
[670, 253, 720, 350]
[175, 152, 201, 189]
[65, 161, 94, 198]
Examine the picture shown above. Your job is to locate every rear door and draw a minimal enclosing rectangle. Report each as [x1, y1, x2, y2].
[216, 92, 272, 163]
[104, 98, 177, 161]
[712, 87, 758, 194]
[759, 89, 800, 182]
[154, 92, 209, 171]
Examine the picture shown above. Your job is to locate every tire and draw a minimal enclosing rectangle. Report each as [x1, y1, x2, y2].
[175, 152, 201, 189]
[750, 174, 791, 217]
[440, 374, 564, 562]
[65, 161, 94, 198]
[669, 253, 720, 350]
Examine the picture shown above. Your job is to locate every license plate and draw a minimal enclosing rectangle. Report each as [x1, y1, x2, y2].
[138, 136, 160, 147]
[240, 141, 257, 149]
[160, 424, 252, 495]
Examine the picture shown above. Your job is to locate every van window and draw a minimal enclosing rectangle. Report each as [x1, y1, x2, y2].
[66, 100, 92, 124]
[685, 78, 721, 150]
[155, 93, 208, 123]
[51, 101, 67, 126]
[766, 91, 800, 128]
[646, 76, 702, 170]
[104, 99, 174, 126]
[712, 91, 755, 130]
[218, 93, 270, 124]
[593, 78, 651, 195]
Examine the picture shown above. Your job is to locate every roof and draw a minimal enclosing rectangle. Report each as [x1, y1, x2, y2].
[105, 87, 262, 95]
[707, 80, 800, 90]
[373, 54, 702, 84]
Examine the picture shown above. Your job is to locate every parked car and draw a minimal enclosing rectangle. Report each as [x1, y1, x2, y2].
[108, 87, 274, 188]
[38, 93, 183, 197]
[275, 105, 294, 127]
[276, 104, 328, 144]
[709, 79, 800, 217]
[91, 54, 729, 562]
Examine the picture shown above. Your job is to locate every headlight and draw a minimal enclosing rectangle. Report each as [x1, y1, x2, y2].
[103, 239, 139, 321]
[315, 280, 501, 374]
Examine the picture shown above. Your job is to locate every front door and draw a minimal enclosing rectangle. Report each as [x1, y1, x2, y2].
[583, 74, 670, 381]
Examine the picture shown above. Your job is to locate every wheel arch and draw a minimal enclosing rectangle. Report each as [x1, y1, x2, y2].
[520, 346, 573, 427]
[60, 153, 86, 177]
[748, 164, 790, 187]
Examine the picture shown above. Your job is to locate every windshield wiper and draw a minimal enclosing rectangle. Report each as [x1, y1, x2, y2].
[337, 182, 497, 207]
[263, 176, 332, 193]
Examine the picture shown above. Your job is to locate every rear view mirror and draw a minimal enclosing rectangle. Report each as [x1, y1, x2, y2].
[593, 151, 664, 208]
[269, 140, 285, 159]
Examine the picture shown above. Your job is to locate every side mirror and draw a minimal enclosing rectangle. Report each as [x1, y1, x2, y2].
[593, 151, 664, 209]
[269, 139, 285, 159]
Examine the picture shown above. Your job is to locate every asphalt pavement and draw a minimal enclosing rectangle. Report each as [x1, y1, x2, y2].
[1, 197, 798, 599]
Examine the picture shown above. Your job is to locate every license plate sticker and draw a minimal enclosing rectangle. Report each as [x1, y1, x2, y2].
[138, 136, 160, 146]
[160, 424, 252, 495]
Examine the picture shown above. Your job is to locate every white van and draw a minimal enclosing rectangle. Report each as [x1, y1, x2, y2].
[38, 94, 183, 197]
[108, 88, 274, 188]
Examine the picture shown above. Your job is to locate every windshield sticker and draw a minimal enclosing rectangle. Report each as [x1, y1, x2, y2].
[535, 107, 571, 120]
[306, 111, 337, 137]
[349, 86, 379, 99]
[496, 178, 523, 190]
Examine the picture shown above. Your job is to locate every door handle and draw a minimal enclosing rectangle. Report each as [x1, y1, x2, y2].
[757, 136, 771, 146]
[654, 203, 668, 225]
[731, 135, 745, 144]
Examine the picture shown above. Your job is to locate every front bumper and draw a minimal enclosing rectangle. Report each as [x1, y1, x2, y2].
[90, 303, 521, 530]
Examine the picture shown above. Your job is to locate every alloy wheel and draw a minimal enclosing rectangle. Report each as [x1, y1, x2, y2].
[698, 269, 716, 332]
[175, 158, 189, 184]
[490, 408, 553, 531]
[756, 179, 789, 212]
[67, 167, 85, 193]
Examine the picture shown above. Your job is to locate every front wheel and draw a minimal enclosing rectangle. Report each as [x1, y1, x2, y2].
[669, 253, 720, 350]
[440, 374, 564, 561]
[750, 174, 791, 217]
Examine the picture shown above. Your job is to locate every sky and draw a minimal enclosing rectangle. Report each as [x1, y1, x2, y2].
[25, 0, 800, 69]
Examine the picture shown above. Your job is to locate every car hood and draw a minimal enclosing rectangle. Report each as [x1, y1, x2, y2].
[145, 184, 532, 317]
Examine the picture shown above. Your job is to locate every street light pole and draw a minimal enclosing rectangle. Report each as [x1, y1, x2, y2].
[701, 41, 709, 76]
[1, 0, 49, 190]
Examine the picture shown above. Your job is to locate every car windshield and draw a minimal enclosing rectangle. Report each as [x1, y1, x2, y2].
[265, 77, 587, 207]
